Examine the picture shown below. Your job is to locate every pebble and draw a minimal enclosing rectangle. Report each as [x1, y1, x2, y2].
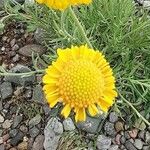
[120, 135, 126, 144]
[109, 112, 118, 123]
[20, 125, 28, 133]
[0, 114, 4, 123]
[124, 131, 130, 140]
[125, 140, 137, 150]
[32, 85, 45, 104]
[115, 121, 124, 132]
[63, 118, 75, 131]
[77, 115, 103, 134]
[115, 134, 121, 145]
[129, 129, 138, 139]
[0, 137, 3, 144]
[0, 144, 4, 150]
[18, 44, 46, 57]
[134, 139, 143, 150]
[29, 126, 40, 138]
[2, 119, 12, 129]
[145, 131, 150, 144]
[108, 145, 119, 150]
[44, 117, 63, 150]
[29, 114, 42, 128]
[0, 82, 13, 100]
[143, 146, 150, 150]
[96, 135, 111, 150]
[32, 135, 44, 150]
[9, 129, 18, 138]
[10, 131, 24, 146]
[4, 64, 35, 86]
[17, 141, 28, 150]
[12, 44, 19, 51]
[104, 122, 116, 137]
[34, 28, 45, 45]
[138, 130, 145, 140]
[12, 115, 23, 128]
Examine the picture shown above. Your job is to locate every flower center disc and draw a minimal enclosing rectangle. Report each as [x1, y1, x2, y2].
[58, 60, 104, 108]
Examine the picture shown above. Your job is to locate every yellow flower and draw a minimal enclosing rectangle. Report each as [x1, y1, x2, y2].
[35, 0, 92, 10]
[43, 45, 117, 122]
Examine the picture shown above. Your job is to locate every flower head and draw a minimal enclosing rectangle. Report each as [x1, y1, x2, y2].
[43, 45, 117, 122]
[36, 0, 92, 10]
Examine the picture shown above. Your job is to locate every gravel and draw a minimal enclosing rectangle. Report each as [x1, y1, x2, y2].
[125, 140, 137, 150]
[29, 114, 42, 128]
[63, 118, 75, 131]
[104, 122, 116, 137]
[134, 139, 143, 149]
[109, 112, 118, 123]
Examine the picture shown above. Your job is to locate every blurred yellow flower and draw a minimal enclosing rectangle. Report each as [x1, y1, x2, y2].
[43, 45, 117, 122]
[35, 0, 92, 10]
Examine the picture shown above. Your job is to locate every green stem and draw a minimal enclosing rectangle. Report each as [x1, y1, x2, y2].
[119, 93, 150, 126]
[0, 70, 45, 76]
[68, 6, 93, 49]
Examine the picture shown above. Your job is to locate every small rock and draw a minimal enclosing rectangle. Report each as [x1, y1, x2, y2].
[115, 134, 121, 145]
[32, 85, 45, 104]
[29, 126, 40, 138]
[12, 44, 19, 51]
[115, 121, 124, 132]
[0, 130, 3, 136]
[18, 44, 46, 57]
[109, 112, 118, 123]
[29, 114, 42, 128]
[0, 114, 4, 123]
[43, 105, 51, 115]
[20, 125, 28, 133]
[77, 115, 103, 134]
[12, 115, 23, 128]
[9, 129, 18, 138]
[2, 134, 10, 142]
[104, 122, 116, 137]
[143, 1, 150, 8]
[10, 39, 16, 47]
[32, 135, 44, 150]
[0, 101, 3, 111]
[143, 146, 150, 150]
[96, 135, 111, 150]
[138, 130, 145, 140]
[4, 64, 35, 86]
[120, 135, 126, 144]
[129, 129, 138, 139]
[10, 131, 24, 146]
[0, 144, 4, 150]
[108, 145, 119, 150]
[145, 131, 150, 144]
[125, 140, 137, 150]
[0, 82, 13, 100]
[34, 28, 45, 45]
[12, 54, 20, 62]
[129, 138, 134, 143]
[44, 117, 63, 150]
[0, 137, 3, 144]
[134, 139, 143, 150]
[2, 119, 12, 129]
[124, 131, 130, 140]
[63, 118, 75, 131]
[17, 141, 28, 150]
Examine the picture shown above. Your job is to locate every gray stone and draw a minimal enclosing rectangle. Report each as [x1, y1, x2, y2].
[125, 140, 137, 150]
[10, 131, 24, 146]
[120, 135, 126, 144]
[4, 64, 35, 86]
[108, 145, 119, 150]
[29, 126, 40, 138]
[34, 28, 45, 45]
[96, 135, 111, 150]
[12, 115, 23, 128]
[2, 119, 13, 129]
[0, 144, 4, 150]
[29, 114, 42, 128]
[0, 82, 13, 100]
[143, 146, 150, 150]
[109, 112, 118, 123]
[0, 100, 2, 111]
[143, 1, 150, 8]
[63, 118, 75, 131]
[32, 85, 45, 104]
[134, 139, 143, 150]
[124, 131, 130, 140]
[0, 137, 3, 144]
[9, 129, 18, 138]
[0, 114, 4, 123]
[18, 44, 46, 57]
[0, 130, 2, 136]
[104, 122, 116, 137]
[32, 135, 44, 150]
[76, 115, 103, 134]
[145, 131, 150, 144]
[138, 130, 145, 140]
[44, 117, 63, 150]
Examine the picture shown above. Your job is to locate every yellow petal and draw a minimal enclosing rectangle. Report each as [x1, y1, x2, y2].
[43, 75, 57, 84]
[97, 101, 110, 112]
[61, 104, 71, 118]
[43, 84, 58, 94]
[46, 93, 60, 108]
[88, 104, 99, 116]
[75, 108, 86, 122]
